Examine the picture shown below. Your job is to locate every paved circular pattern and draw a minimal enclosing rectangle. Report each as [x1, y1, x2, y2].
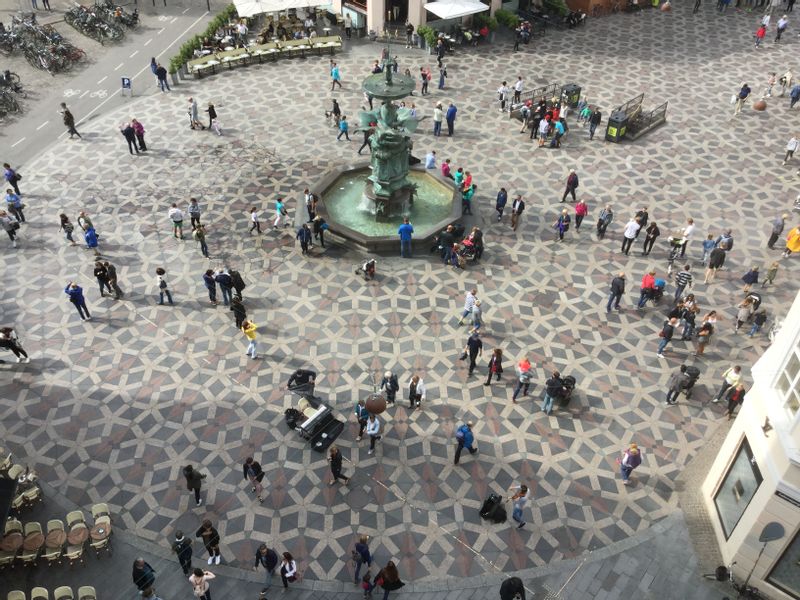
[2, 5, 796, 584]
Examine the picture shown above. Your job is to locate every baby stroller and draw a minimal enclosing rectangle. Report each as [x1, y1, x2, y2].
[558, 375, 577, 406]
[355, 258, 377, 280]
[651, 279, 666, 305]
[459, 238, 478, 262]
[683, 365, 700, 399]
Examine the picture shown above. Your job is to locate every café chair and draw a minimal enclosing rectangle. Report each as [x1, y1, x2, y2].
[90, 504, 110, 524]
[30, 589, 48, 600]
[4, 519, 22, 535]
[21, 485, 42, 507]
[7, 591, 26, 600]
[7, 465, 24, 481]
[77, 587, 95, 600]
[18, 522, 42, 566]
[41, 520, 63, 566]
[66, 511, 85, 530]
[54, 588, 73, 600]
[63, 541, 85, 567]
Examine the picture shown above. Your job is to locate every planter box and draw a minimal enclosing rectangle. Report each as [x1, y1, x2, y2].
[170, 72, 179, 86]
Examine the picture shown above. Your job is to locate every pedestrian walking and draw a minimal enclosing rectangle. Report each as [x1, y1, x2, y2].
[206, 103, 222, 135]
[253, 544, 279, 591]
[438, 65, 447, 90]
[328, 444, 350, 485]
[193, 224, 210, 258]
[713, 365, 743, 402]
[227, 295, 245, 328]
[0, 210, 19, 248]
[203, 270, 218, 305]
[93, 261, 113, 297]
[77, 211, 94, 234]
[337, 115, 351, 141]
[454, 420, 477, 465]
[497, 81, 510, 111]
[767, 214, 787, 248]
[494, 187, 508, 222]
[84, 225, 99, 256]
[273, 197, 289, 228]
[379, 370, 399, 405]
[636, 269, 656, 309]
[229, 268, 246, 301]
[195, 520, 220, 565]
[331, 62, 342, 90]
[607, 272, 625, 312]
[0, 327, 28, 363]
[241, 319, 258, 359]
[762, 261, 779, 286]
[358, 126, 374, 155]
[155, 63, 170, 92]
[621, 217, 640, 255]
[596, 205, 613, 239]
[353, 398, 370, 441]
[446, 102, 457, 136]
[783, 137, 799, 165]
[783, 224, 800, 258]
[574, 199, 588, 230]
[732, 82, 751, 116]
[704, 245, 726, 283]
[5, 189, 25, 223]
[407, 374, 425, 409]
[742, 266, 759, 292]
[735, 298, 754, 331]
[185, 198, 201, 232]
[776, 14, 789, 40]
[344, 14, 352, 38]
[297, 223, 312, 255]
[189, 568, 215, 600]
[64, 282, 90, 321]
[673, 264, 693, 303]
[642, 222, 660, 255]
[432, 102, 443, 136]
[513, 76, 523, 103]
[755, 24, 766, 47]
[103, 261, 123, 299]
[188, 97, 205, 129]
[365, 413, 382, 454]
[353, 535, 372, 585]
[156, 267, 174, 305]
[657, 317, 678, 357]
[748, 309, 768, 336]
[510, 195, 525, 231]
[541, 370, 564, 415]
[313, 215, 327, 248]
[665, 365, 689, 405]
[242, 456, 265, 502]
[619, 443, 642, 485]
[561, 169, 579, 203]
[280, 552, 298, 588]
[512, 356, 533, 402]
[303, 189, 316, 222]
[215, 270, 233, 306]
[131, 119, 147, 151]
[458, 289, 478, 324]
[725, 384, 746, 419]
[183, 465, 206, 506]
[3, 164, 21, 197]
[132, 558, 156, 593]
[419, 67, 429, 95]
[554, 209, 571, 241]
[60, 103, 82, 138]
[460, 329, 483, 375]
[171, 531, 193, 575]
[168, 203, 184, 239]
[508, 484, 530, 528]
[588, 109, 602, 140]
[484, 348, 503, 386]
[370, 561, 404, 600]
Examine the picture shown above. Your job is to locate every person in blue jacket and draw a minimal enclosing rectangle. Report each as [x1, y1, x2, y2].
[445, 102, 457, 136]
[84, 226, 99, 255]
[65, 281, 91, 321]
[454, 420, 477, 465]
[337, 115, 350, 141]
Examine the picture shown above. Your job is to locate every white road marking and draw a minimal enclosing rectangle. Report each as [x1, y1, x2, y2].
[129, 50, 139, 58]
[97, 75, 107, 84]
[11, 138, 25, 147]
[182, 7, 189, 13]
[79, 90, 89, 98]
[114, 62, 123, 71]
[157, 28, 165, 34]
[170, 17, 178, 23]
[60, 12, 211, 139]
[143, 38, 152, 46]
[36, 120, 49, 130]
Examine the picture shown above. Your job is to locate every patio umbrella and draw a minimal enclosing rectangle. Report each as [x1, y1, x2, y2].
[423, 0, 490, 20]
[234, 0, 328, 17]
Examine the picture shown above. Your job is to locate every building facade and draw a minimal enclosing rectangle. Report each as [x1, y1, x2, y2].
[702, 291, 800, 599]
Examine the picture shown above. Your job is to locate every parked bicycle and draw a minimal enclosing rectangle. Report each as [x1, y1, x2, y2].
[2, 12, 85, 73]
[65, 5, 124, 44]
[0, 70, 26, 97]
[94, 0, 139, 29]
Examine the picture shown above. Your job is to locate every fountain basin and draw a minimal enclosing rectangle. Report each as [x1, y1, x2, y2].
[316, 163, 461, 254]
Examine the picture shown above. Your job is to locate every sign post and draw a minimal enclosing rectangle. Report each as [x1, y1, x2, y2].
[121, 77, 132, 97]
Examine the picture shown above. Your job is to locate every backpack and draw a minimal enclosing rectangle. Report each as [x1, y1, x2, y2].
[159, 278, 167, 289]
[390, 374, 399, 392]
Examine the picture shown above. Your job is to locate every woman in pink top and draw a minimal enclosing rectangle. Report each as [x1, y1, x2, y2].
[574, 199, 588, 230]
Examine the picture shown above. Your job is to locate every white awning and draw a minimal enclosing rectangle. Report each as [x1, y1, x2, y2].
[424, 0, 489, 19]
[234, 0, 328, 18]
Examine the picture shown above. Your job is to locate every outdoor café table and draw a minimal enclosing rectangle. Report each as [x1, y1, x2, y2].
[0, 532, 22, 552]
[45, 529, 66, 549]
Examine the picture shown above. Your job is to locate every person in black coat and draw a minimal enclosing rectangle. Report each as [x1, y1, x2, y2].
[607, 272, 625, 312]
[243, 456, 265, 502]
[253, 544, 279, 590]
[379, 371, 399, 404]
[484, 348, 503, 386]
[183, 465, 205, 506]
[205, 103, 217, 130]
[313, 215, 327, 247]
[230, 297, 247, 329]
[328, 444, 350, 485]
[172, 531, 193, 575]
[132, 558, 156, 591]
[196, 519, 221, 564]
[228, 269, 246, 300]
[120, 122, 139, 155]
[287, 369, 316, 395]
[500, 577, 526, 600]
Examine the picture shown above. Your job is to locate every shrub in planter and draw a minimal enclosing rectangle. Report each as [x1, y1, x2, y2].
[543, 0, 569, 16]
[495, 8, 520, 28]
[417, 25, 438, 48]
[473, 13, 498, 30]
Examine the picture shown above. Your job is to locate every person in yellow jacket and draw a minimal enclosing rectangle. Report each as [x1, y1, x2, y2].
[241, 320, 258, 359]
[782, 225, 800, 258]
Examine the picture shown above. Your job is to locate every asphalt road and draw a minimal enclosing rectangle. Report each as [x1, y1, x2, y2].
[1, 1, 220, 165]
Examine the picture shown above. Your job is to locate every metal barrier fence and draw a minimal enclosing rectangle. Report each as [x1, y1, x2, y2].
[628, 100, 667, 139]
[508, 82, 562, 118]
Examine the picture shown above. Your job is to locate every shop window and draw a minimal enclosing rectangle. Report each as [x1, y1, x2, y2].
[713, 438, 763, 539]
[767, 526, 800, 599]
[776, 342, 800, 419]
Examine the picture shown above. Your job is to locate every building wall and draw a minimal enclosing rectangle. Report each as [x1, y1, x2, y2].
[702, 291, 800, 600]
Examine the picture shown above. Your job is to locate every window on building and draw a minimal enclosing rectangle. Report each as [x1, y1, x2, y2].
[776, 342, 800, 418]
[767, 526, 800, 599]
[713, 438, 763, 539]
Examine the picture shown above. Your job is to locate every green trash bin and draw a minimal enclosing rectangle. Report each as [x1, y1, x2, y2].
[561, 83, 581, 108]
[605, 110, 628, 143]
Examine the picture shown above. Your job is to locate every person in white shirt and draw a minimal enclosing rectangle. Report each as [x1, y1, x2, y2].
[280, 552, 297, 588]
[249, 207, 261, 234]
[621, 217, 640, 255]
[459, 288, 478, 324]
[425, 150, 436, 169]
[513, 76, 523, 104]
[776, 15, 789, 42]
[681, 218, 695, 257]
[366, 414, 381, 454]
[784, 136, 799, 164]
[168, 203, 184, 239]
[497, 81, 510, 111]
[713, 365, 742, 402]
[508, 484, 530, 528]
[408, 375, 426, 409]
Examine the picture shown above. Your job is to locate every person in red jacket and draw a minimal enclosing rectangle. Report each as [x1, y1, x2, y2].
[574, 199, 588, 230]
[637, 269, 656, 308]
[755, 24, 766, 48]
